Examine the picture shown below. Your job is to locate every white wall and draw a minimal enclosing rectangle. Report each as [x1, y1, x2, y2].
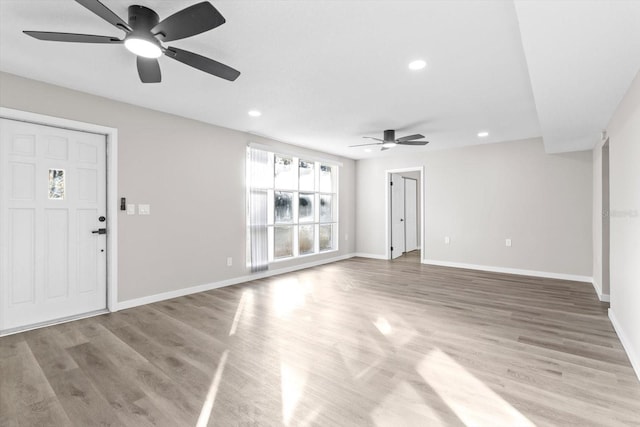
[602, 70, 640, 379]
[356, 138, 593, 278]
[0, 72, 356, 304]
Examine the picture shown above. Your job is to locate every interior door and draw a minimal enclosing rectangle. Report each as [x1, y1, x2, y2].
[390, 173, 405, 259]
[0, 118, 107, 332]
[404, 178, 418, 252]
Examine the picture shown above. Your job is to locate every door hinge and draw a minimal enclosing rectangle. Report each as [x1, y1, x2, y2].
[390, 181, 393, 186]
[391, 246, 393, 251]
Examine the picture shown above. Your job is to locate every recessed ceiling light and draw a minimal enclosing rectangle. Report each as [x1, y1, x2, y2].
[408, 59, 427, 70]
[477, 131, 489, 138]
[248, 110, 262, 117]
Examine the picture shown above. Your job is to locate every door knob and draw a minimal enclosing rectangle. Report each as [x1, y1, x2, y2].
[92, 228, 107, 235]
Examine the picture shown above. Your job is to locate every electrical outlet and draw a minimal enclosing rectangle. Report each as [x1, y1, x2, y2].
[226, 257, 233, 267]
[444, 236, 450, 244]
[506, 238, 512, 247]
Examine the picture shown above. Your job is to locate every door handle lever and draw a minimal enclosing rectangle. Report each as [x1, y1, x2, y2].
[92, 228, 107, 235]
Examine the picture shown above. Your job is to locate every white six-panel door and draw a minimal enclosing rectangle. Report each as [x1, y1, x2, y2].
[0, 118, 107, 331]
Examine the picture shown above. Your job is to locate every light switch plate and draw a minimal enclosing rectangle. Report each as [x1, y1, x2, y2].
[138, 204, 151, 215]
[126, 204, 136, 215]
[506, 238, 512, 247]
[444, 236, 450, 244]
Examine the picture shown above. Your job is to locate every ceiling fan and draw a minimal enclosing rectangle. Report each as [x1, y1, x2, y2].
[350, 129, 430, 151]
[23, 0, 240, 83]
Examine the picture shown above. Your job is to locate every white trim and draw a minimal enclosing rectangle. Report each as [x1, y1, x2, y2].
[0, 309, 108, 337]
[118, 253, 355, 310]
[247, 141, 343, 167]
[422, 259, 592, 283]
[591, 279, 610, 302]
[385, 166, 425, 262]
[0, 107, 119, 314]
[609, 308, 640, 382]
[353, 252, 388, 260]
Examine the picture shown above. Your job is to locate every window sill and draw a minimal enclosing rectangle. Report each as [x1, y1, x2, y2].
[270, 249, 339, 265]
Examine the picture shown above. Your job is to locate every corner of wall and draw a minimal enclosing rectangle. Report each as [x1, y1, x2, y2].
[609, 309, 640, 382]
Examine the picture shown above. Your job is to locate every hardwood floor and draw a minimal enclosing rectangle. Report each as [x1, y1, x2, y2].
[2, 252, 639, 426]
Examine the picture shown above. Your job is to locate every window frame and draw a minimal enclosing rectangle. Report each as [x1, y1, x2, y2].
[247, 148, 339, 264]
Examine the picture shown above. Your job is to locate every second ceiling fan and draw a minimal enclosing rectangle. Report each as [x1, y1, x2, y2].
[23, 0, 240, 83]
[351, 130, 429, 151]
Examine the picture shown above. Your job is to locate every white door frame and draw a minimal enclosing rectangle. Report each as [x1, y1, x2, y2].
[385, 166, 425, 261]
[0, 107, 119, 316]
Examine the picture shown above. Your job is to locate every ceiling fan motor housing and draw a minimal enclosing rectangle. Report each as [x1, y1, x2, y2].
[128, 5, 159, 32]
[384, 129, 396, 142]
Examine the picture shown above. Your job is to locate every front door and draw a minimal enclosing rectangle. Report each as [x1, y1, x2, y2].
[0, 118, 107, 332]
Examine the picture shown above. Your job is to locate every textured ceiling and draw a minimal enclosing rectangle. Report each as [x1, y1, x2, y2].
[0, 1, 639, 159]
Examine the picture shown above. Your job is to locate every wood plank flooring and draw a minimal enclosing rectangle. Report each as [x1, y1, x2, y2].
[2, 252, 639, 426]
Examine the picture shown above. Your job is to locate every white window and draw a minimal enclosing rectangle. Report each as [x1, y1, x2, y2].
[247, 148, 338, 265]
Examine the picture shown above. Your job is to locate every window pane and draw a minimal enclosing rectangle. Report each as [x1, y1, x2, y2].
[274, 226, 293, 258]
[275, 191, 293, 223]
[320, 165, 333, 193]
[299, 193, 314, 222]
[299, 160, 315, 191]
[299, 225, 314, 255]
[320, 194, 332, 222]
[319, 224, 333, 251]
[275, 156, 296, 189]
[48, 169, 65, 200]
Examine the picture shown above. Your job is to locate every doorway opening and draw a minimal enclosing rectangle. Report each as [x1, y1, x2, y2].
[385, 167, 425, 262]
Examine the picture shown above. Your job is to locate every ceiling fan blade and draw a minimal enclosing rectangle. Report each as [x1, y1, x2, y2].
[153, 2, 225, 42]
[349, 142, 383, 147]
[397, 140, 429, 146]
[137, 57, 161, 83]
[75, 0, 131, 32]
[363, 136, 383, 142]
[165, 47, 240, 81]
[23, 31, 122, 43]
[396, 134, 425, 142]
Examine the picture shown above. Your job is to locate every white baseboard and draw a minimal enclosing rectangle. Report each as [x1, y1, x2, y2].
[591, 279, 611, 302]
[609, 308, 640, 382]
[117, 253, 356, 311]
[422, 259, 592, 283]
[353, 252, 388, 260]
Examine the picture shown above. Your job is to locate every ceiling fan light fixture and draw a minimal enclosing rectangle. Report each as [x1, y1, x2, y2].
[477, 131, 489, 138]
[125, 37, 162, 59]
[382, 141, 396, 148]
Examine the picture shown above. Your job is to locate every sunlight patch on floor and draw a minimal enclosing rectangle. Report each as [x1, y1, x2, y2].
[374, 317, 392, 335]
[229, 290, 250, 336]
[280, 360, 309, 425]
[196, 350, 229, 427]
[373, 312, 418, 348]
[416, 349, 535, 427]
[371, 381, 446, 427]
[272, 277, 312, 318]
